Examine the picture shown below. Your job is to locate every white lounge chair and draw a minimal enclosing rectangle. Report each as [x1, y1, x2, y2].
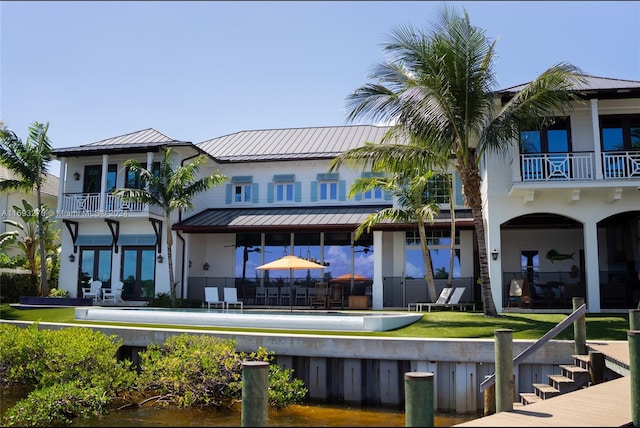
[408, 287, 453, 311]
[83, 280, 103, 303]
[223, 287, 243, 310]
[204, 287, 225, 309]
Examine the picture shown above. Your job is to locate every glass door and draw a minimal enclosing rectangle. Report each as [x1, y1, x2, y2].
[78, 248, 112, 294]
[121, 247, 156, 300]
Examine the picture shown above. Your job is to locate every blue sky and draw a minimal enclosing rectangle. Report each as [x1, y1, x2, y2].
[1, 1, 639, 177]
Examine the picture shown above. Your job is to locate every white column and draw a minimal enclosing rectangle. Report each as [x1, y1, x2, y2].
[146, 152, 154, 171]
[372, 230, 383, 309]
[99, 154, 108, 212]
[584, 221, 600, 312]
[57, 158, 66, 213]
[591, 99, 603, 180]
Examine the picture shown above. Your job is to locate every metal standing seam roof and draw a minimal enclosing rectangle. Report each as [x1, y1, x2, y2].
[196, 124, 394, 163]
[51, 128, 196, 157]
[498, 75, 640, 95]
[173, 206, 474, 232]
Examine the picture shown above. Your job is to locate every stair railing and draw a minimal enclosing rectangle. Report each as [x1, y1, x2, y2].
[480, 303, 587, 392]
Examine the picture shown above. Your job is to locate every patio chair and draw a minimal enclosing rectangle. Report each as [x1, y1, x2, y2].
[267, 287, 279, 305]
[223, 287, 244, 310]
[204, 287, 225, 309]
[103, 280, 124, 304]
[443, 287, 475, 311]
[83, 280, 103, 303]
[255, 287, 267, 305]
[310, 282, 329, 308]
[327, 283, 344, 309]
[408, 287, 453, 311]
[279, 286, 292, 306]
[294, 287, 308, 306]
[507, 278, 531, 308]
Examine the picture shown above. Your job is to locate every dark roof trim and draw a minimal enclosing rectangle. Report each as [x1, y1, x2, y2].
[173, 206, 474, 233]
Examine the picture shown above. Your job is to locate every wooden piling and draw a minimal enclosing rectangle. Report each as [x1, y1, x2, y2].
[404, 372, 434, 427]
[241, 361, 269, 427]
[495, 329, 514, 413]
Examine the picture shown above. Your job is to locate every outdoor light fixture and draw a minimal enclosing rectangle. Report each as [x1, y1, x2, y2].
[68, 254, 75, 262]
[203, 262, 210, 271]
[491, 249, 499, 261]
[157, 254, 164, 263]
[73, 172, 80, 181]
[189, 260, 192, 268]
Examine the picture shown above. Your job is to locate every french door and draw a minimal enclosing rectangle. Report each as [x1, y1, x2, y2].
[78, 247, 112, 294]
[121, 247, 156, 300]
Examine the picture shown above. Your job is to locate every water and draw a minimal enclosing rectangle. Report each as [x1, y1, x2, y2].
[1, 387, 478, 427]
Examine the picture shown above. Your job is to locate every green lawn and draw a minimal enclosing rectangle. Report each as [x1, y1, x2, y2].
[0, 304, 630, 340]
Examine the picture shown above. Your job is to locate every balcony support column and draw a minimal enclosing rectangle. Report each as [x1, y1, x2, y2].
[590, 99, 604, 180]
[100, 154, 108, 212]
[57, 158, 66, 213]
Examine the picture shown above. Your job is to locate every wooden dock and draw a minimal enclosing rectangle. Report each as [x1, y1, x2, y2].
[455, 340, 632, 427]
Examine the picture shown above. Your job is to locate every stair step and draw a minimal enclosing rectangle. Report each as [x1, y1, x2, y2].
[519, 392, 541, 405]
[572, 354, 590, 369]
[532, 383, 560, 399]
[548, 374, 580, 393]
[559, 364, 591, 384]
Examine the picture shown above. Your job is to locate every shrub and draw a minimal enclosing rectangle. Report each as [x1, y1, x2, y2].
[0, 272, 38, 303]
[48, 288, 69, 298]
[147, 292, 201, 308]
[2, 382, 109, 427]
[136, 334, 307, 408]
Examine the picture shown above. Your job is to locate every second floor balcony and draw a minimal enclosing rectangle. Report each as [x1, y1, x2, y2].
[519, 150, 640, 182]
[58, 192, 164, 219]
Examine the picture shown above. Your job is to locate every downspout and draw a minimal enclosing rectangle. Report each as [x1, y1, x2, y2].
[177, 231, 186, 299]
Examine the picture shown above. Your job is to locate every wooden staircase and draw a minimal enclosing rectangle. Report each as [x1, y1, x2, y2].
[519, 354, 592, 405]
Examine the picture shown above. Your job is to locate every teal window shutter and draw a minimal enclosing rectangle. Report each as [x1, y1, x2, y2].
[252, 183, 259, 203]
[267, 182, 274, 203]
[354, 191, 362, 201]
[339, 180, 346, 201]
[225, 184, 232, 204]
[294, 182, 301, 202]
[310, 181, 317, 202]
[384, 190, 392, 200]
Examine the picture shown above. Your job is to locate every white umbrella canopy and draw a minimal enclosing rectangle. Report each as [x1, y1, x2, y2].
[256, 255, 326, 311]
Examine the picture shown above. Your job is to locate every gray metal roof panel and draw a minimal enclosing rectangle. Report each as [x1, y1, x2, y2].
[197, 125, 393, 162]
[498, 75, 640, 94]
[51, 128, 192, 156]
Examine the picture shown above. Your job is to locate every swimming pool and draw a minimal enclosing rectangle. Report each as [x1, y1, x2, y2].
[75, 307, 422, 332]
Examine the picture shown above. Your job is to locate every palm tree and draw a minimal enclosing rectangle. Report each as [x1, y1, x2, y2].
[0, 199, 59, 279]
[113, 147, 227, 306]
[0, 122, 54, 296]
[338, 5, 585, 317]
[349, 170, 442, 302]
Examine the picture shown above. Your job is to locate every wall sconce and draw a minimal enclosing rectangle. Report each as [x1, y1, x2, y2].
[189, 260, 192, 268]
[73, 172, 80, 181]
[68, 254, 75, 262]
[491, 249, 499, 261]
[157, 254, 164, 263]
[203, 262, 209, 271]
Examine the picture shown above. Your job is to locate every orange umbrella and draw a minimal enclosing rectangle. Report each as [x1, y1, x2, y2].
[330, 273, 372, 283]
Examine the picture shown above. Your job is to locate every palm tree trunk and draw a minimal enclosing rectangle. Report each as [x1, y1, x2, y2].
[36, 184, 48, 297]
[447, 176, 455, 289]
[460, 165, 498, 317]
[417, 218, 438, 302]
[165, 216, 176, 306]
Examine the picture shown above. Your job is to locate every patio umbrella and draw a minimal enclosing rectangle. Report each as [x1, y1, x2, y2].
[256, 255, 326, 311]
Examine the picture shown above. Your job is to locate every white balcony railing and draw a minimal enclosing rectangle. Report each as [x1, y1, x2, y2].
[59, 193, 163, 217]
[520, 151, 640, 182]
[602, 151, 640, 180]
[521, 152, 594, 181]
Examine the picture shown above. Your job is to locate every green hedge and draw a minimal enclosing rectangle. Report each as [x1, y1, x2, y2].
[0, 273, 38, 304]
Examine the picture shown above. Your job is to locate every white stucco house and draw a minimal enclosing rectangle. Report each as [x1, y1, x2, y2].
[51, 75, 640, 313]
